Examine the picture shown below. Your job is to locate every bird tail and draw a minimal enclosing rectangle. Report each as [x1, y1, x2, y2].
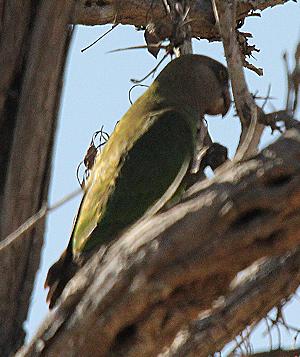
[44, 240, 78, 309]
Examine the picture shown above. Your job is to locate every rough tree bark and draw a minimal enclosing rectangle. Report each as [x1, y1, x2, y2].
[242, 348, 300, 357]
[1, 0, 298, 356]
[73, 0, 290, 38]
[161, 250, 300, 356]
[0, 1, 75, 356]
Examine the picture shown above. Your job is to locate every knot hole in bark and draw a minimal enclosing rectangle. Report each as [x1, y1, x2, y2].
[263, 173, 292, 188]
[112, 323, 137, 353]
[230, 208, 270, 230]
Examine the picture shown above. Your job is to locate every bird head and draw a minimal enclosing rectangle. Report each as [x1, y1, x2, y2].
[156, 54, 231, 118]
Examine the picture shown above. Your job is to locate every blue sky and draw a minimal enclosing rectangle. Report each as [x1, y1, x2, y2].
[26, 1, 300, 353]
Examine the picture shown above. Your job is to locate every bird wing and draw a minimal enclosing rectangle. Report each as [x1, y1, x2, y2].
[72, 109, 195, 253]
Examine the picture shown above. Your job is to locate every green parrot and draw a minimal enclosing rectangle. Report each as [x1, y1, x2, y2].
[45, 54, 231, 308]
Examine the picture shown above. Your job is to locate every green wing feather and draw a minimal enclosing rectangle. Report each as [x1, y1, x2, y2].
[72, 109, 196, 254]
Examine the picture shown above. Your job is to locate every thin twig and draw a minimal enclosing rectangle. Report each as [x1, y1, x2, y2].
[0, 188, 82, 251]
[128, 84, 149, 104]
[81, 24, 118, 53]
[131, 52, 169, 83]
[108, 44, 168, 54]
[227, 324, 255, 356]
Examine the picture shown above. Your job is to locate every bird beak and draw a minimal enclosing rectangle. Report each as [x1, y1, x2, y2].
[221, 88, 231, 117]
[205, 86, 232, 117]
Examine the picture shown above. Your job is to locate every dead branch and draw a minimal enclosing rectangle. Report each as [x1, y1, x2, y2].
[284, 42, 300, 114]
[243, 347, 300, 357]
[213, 0, 264, 160]
[160, 251, 300, 357]
[17, 122, 300, 357]
[74, 0, 293, 40]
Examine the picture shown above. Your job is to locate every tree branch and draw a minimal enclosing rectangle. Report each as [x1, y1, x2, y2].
[213, 0, 264, 160]
[246, 348, 300, 357]
[161, 250, 300, 356]
[17, 122, 300, 357]
[74, 0, 292, 40]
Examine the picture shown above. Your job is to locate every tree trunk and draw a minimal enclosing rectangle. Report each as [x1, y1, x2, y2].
[0, 1, 75, 355]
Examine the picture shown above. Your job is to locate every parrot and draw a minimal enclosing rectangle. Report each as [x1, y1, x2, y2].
[45, 54, 231, 308]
